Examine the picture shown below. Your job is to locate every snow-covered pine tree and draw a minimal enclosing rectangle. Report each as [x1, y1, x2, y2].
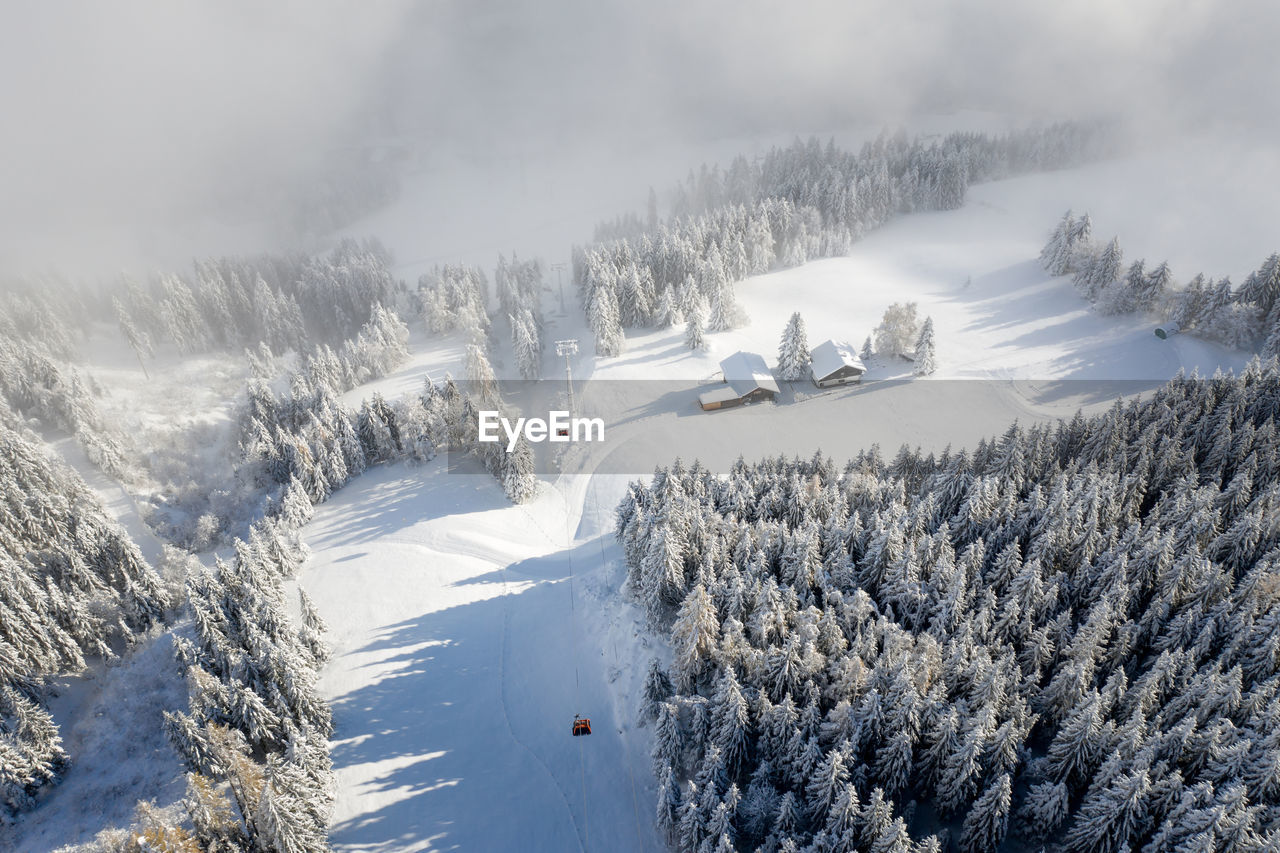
[777, 312, 812, 381]
[502, 435, 538, 504]
[642, 659, 675, 724]
[512, 309, 541, 380]
[1262, 312, 1280, 360]
[1067, 212, 1093, 266]
[707, 282, 735, 333]
[112, 295, 154, 380]
[1240, 253, 1280, 318]
[959, 772, 1012, 853]
[1041, 211, 1074, 275]
[913, 317, 937, 376]
[655, 287, 682, 329]
[685, 305, 707, 351]
[590, 284, 625, 357]
[671, 584, 721, 691]
[1139, 261, 1173, 311]
[710, 668, 750, 775]
[1075, 237, 1123, 302]
[465, 343, 500, 405]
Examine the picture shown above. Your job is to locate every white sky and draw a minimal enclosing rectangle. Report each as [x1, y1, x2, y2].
[1, 1, 1276, 276]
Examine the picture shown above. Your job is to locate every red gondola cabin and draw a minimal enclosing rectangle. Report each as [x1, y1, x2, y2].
[572, 716, 592, 736]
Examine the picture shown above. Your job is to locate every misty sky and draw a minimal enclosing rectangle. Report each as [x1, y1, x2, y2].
[2, 1, 1276, 275]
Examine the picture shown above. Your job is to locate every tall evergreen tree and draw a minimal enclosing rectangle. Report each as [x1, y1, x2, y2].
[778, 312, 812, 381]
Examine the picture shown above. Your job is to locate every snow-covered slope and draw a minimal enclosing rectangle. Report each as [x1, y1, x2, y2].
[301, 460, 659, 853]
[578, 162, 1256, 386]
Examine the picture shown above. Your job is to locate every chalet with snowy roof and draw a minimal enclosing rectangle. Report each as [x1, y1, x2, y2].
[699, 351, 780, 410]
[810, 339, 866, 387]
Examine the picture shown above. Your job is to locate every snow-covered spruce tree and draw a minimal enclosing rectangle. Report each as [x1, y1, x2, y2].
[1041, 210, 1076, 276]
[1041, 211, 1095, 278]
[1262, 313, 1280, 360]
[778, 312, 811, 381]
[685, 305, 707, 351]
[465, 343, 500, 406]
[913, 317, 937, 376]
[1139, 260, 1173, 311]
[112, 294, 154, 380]
[960, 772, 1012, 853]
[707, 282, 737, 333]
[590, 283, 625, 357]
[1074, 236, 1123, 302]
[511, 309, 542, 380]
[874, 302, 919, 359]
[617, 362, 1280, 851]
[1067, 212, 1093, 265]
[502, 435, 538, 504]
[655, 287, 682, 329]
[1240, 253, 1280, 319]
[1096, 259, 1145, 316]
[861, 336, 874, 362]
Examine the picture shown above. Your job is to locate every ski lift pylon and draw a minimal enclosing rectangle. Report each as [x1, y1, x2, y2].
[572, 715, 592, 736]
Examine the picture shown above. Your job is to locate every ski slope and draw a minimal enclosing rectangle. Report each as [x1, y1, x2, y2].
[301, 461, 659, 853]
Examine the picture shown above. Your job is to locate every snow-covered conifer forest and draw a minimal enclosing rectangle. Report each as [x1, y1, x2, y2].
[620, 366, 1280, 851]
[3, 3, 1280, 852]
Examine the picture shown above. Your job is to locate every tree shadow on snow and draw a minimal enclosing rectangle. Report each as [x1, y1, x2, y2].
[309, 461, 511, 552]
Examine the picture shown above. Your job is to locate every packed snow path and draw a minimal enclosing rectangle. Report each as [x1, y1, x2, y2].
[303, 460, 657, 853]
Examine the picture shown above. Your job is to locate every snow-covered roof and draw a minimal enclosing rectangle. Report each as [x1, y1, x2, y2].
[720, 351, 780, 397]
[699, 386, 742, 406]
[810, 339, 866, 381]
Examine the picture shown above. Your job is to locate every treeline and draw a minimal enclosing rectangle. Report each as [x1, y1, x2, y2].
[1041, 211, 1280, 354]
[619, 362, 1280, 852]
[152, 304, 413, 549]
[111, 238, 402, 359]
[222, 331, 536, 546]
[0, 336, 129, 478]
[163, 509, 335, 851]
[577, 123, 1117, 357]
[2, 238, 401, 365]
[418, 255, 547, 380]
[496, 254, 546, 380]
[0, 413, 169, 819]
[0, 239, 408, 491]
